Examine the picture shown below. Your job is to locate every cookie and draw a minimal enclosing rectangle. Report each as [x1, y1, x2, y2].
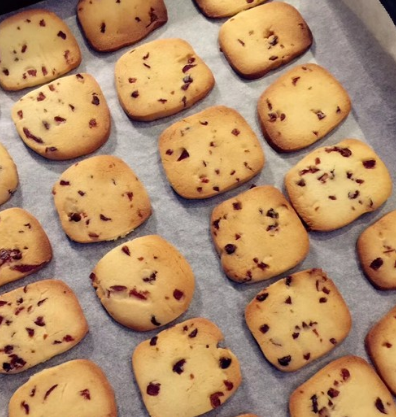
[211, 185, 309, 283]
[285, 139, 392, 231]
[8, 359, 117, 417]
[11, 73, 111, 160]
[0, 279, 88, 374]
[159, 106, 265, 199]
[132, 318, 242, 417]
[90, 235, 195, 331]
[366, 304, 396, 395]
[357, 210, 396, 290]
[245, 268, 351, 372]
[218, 3, 312, 79]
[0, 142, 18, 206]
[257, 64, 351, 151]
[194, 0, 267, 18]
[115, 38, 215, 121]
[289, 356, 396, 417]
[0, 9, 81, 91]
[77, 0, 167, 52]
[52, 155, 151, 243]
[0, 208, 52, 287]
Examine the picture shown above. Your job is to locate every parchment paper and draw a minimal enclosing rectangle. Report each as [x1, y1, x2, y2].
[1, 0, 396, 416]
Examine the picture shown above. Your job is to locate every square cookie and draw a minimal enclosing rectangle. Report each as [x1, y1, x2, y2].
[219, 2, 312, 79]
[0, 9, 81, 91]
[77, 0, 167, 52]
[290, 356, 396, 417]
[211, 185, 309, 283]
[8, 360, 116, 417]
[285, 139, 392, 231]
[132, 318, 242, 417]
[194, 0, 267, 18]
[159, 106, 265, 199]
[258, 64, 351, 151]
[357, 210, 396, 290]
[115, 38, 215, 121]
[0, 142, 18, 206]
[245, 268, 351, 372]
[366, 304, 396, 395]
[12, 73, 111, 160]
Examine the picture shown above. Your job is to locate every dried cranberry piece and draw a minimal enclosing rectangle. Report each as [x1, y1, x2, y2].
[37, 92, 46, 101]
[92, 95, 100, 105]
[182, 64, 196, 73]
[173, 289, 184, 300]
[266, 208, 279, 218]
[348, 190, 359, 199]
[210, 392, 224, 408]
[4, 345, 13, 354]
[189, 328, 198, 338]
[89, 119, 97, 128]
[303, 353, 310, 360]
[173, 359, 186, 374]
[69, 213, 81, 222]
[232, 128, 240, 136]
[325, 146, 352, 157]
[27, 69, 37, 77]
[177, 148, 190, 161]
[57, 31, 67, 39]
[224, 244, 236, 254]
[100, 22, 106, 33]
[311, 394, 318, 413]
[292, 76, 300, 85]
[34, 316, 45, 327]
[256, 293, 268, 302]
[44, 384, 58, 400]
[233, 202, 242, 210]
[45, 147, 57, 153]
[341, 368, 350, 380]
[100, 214, 112, 221]
[21, 401, 29, 415]
[278, 355, 292, 366]
[329, 338, 337, 345]
[300, 166, 319, 175]
[143, 272, 157, 283]
[370, 258, 384, 270]
[40, 19, 46, 26]
[292, 332, 300, 339]
[80, 389, 91, 400]
[129, 77, 137, 83]
[224, 380, 233, 391]
[375, 398, 387, 414]
[297, 179, 306, 187]
[110, 285, 127, 292]
[315, 110, 326, 120]
[26, 328, 34, 337]
[122, 246, 131, 256]
[147, 382, 160, 396]
[63, 335, 75, 342]
[150, 336, 158, 346]
[151, 316, 161, 326]
[286, 277, 292, 286]
[30, 388, 36, 397]
[363, 159, 376, 169]
[60, 180, 70, 186]
[327, 388, 339, 398]
[260, 324, 270, 333]
[23, 127, 43, 144]
[219, 357, 232, 369]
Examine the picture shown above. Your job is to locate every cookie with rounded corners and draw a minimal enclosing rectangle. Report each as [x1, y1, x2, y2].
[357, 210, 396, 290]
[0, 208, 52, 287]
[0, 142, 18, 206]
[194, 0, 267, 18]
[77, 0, 167, 52]
[0, 279, 88, 374]
[12, 73, 111, 160]
[219, 2, 312, 79]
[115, 38, 215, 121]
[246, 268, 351, 372]
[211, 185, 309, 283]
[0, 9, 81, 91]
[285, 139, 392, 231]
[52, 155, 151, 243]
[258, 63, 351, 151]
[159, 105, 265, 199]
[132, 317, 242, 417]
[9, 359, 117, 417]
[90, 235, 195, 331]
[289, 356, 396, 417]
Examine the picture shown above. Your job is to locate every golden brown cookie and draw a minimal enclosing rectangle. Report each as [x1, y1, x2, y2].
[0, 142, 18, 206]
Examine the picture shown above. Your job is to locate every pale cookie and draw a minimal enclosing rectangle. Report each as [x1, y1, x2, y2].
[132, 318, 242, 417]
[159, 106, 265, 199]
[0, 142, 18, 205]
[357, 210, 396, 290]
[77, 0, 167, 52]
[219, 3, 312, 79]
[0, 208, 52, 287]
[52, 155, 151, 243]
[9, 359, 117, 417]
[245, 268, 351, 372]
[289, 356, 396, 417]
[211, 185, 309, 283]
[90, 235, 195, 331]
[12, 73, 111, 160]
[0, 9, 81, 91]
[366, 304, 396, 395]
[194, 0, 267, 18]
[258, 64, 351, 151]
[115, 38, 215, 121]
[0, 279, 88, 374]
[285, 139, 392, 231]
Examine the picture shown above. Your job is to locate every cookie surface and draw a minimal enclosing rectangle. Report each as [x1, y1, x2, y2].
[115, 38, 215, 121]
[285, 139, 392, 231]
[159, 106, 265, 199]
[0, 9, 81, 91]
[258, 64, 351, 151]
[90, 235, 195, 331]
[0, 143, 18, 206]
[211, 185, 309, 283]
[77, 0, 167, 52]
[12, 73, 111, 160]
[52, 155, 151, 243]
[357, 210, 396, 290]
[245, 268, 351, 372]
[133, 318, 242, 417]
[0, 208, 52, 287]
[0, 279, 88, 374]
[366, 304, 396, 395]
[194, 0, 267, 18]
[219, 2, 312, 79]
[289, 356, 396, 417]
[9, 359, 117, 417]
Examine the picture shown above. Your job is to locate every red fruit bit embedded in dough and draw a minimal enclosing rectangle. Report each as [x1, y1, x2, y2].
[147, 382, 160, 396]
